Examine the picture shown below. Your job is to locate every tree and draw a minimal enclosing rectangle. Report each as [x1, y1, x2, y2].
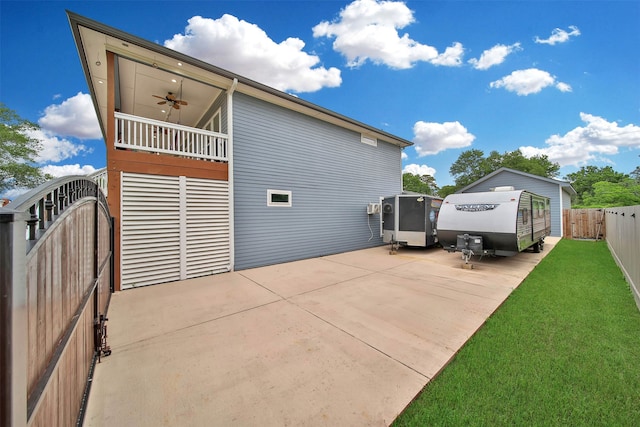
[449, 148, 560, 190]
[565, 166, 629, 204]
[403, 173, 438, 195]
[449, 149, 489, 188]
[438, 185, 458, 198]
[1, 103, 46, 193]
[631, 166, 640, 183]
[581, 179, 640, 207]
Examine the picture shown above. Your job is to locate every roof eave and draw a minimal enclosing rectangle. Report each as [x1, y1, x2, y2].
[66, 11, 413, 149]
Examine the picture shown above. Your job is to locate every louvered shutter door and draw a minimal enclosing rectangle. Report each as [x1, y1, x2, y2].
[121, 173, 230, 288]
[121, 173, 182, 288]
[185, 177, 230, 277]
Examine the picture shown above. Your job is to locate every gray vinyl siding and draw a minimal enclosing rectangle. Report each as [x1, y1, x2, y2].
[233, 93, 402, 270]
[461, 171, 564, 237]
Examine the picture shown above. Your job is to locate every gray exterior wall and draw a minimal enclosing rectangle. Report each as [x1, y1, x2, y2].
[461, 170, 566, 237]
[232, 93, 403, 270]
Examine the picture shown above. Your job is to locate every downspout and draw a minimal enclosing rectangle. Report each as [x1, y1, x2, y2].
[558, 186, 563, 237]
[227, 78, 238, 271]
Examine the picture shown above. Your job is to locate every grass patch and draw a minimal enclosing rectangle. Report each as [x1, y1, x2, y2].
[393, 239, 640, 426]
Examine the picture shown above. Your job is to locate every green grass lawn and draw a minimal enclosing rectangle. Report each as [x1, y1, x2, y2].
[393, 239, 640, 426]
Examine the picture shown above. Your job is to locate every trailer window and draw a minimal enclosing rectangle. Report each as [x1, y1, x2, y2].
[521, 208, 529, 224]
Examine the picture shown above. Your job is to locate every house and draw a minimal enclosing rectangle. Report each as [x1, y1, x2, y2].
[457, 167, 576, 237]
[67, 12, 412, 291]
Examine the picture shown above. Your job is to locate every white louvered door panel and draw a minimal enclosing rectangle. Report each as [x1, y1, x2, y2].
[185, 178, 230, 277]
[121, 173, 181, 288]
[121, 173, 230, 288]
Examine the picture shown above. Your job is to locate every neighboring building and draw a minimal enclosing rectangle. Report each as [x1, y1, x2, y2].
[68, 12, 411, 290]
[457, 167, 576, 237]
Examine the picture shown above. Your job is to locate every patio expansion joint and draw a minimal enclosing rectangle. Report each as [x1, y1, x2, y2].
[114, 298, 286, 351]
[238, 270, 431, 380]
[287, 297, 431, 381]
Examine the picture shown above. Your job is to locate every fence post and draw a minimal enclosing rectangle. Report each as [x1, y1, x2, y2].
[0, 208, 29, 427]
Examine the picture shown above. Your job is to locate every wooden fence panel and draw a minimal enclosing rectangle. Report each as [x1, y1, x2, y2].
[563, 208, 606, 239]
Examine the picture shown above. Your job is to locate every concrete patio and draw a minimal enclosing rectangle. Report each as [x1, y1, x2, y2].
[84, 238, 559, 426]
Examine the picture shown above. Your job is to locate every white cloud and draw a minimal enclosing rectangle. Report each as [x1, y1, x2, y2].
[468, 42, 521, 70]
[412, 121, 475, 156]
[401, 151, 408, 160]
[534, 25, 581, 45]
[26, 128, 89, 163]
[489, 68, 571, 95]
[313, 0, 463, 69]
[431, 42, 465, 67]
[38, 92, 101, 139]
[164, 15, 341, 93]
[2, 187, 29, 201]
[555, 82, 572, 92]
[41, 164, 97, 178]
[403, 163, 436, 177]
[520, 113, 640, 166]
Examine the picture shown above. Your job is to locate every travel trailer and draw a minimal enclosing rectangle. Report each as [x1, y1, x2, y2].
[437, 188, 551, 261]
[382, 194, 443, 249]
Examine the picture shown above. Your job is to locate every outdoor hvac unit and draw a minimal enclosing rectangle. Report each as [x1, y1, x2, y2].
[381, 194, 442, 247]
[367, 203, 381, 215]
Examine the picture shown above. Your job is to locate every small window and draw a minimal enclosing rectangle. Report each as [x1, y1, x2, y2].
[361, 134, 377, 147]
[267, 189, 292, 207]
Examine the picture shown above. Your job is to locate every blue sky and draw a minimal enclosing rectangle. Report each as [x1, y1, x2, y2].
[2, 0, 639, 198]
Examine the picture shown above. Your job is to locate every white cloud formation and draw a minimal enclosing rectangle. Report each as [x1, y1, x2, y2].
[164, 15, 341, 93]
[38, 92, 101, 139]
[41, 164, 97, 178]
[468, 42, 522, 70]
[534, 25, 581, 45]
[401, 151, 408, 160]
[26, 128, 89, 163]
[403, 163, 436, 177]
[313, 0, 463, 69]
[489, 68, 571, 95]
[431, 42, 465, 67]
[520, 113, 640, 166]
[412, 120, 475, 156]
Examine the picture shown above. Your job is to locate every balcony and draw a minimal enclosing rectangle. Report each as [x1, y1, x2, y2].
[114, 112, 228, 162]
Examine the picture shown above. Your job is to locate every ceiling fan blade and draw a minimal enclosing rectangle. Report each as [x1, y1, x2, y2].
[175, 100, 188, 105]
[152, 95, 165, 100]
[172, 103, 180, 110]
[157, 101, 167, 105]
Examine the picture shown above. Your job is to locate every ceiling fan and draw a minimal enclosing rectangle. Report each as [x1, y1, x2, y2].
[152, 92, 188, 109]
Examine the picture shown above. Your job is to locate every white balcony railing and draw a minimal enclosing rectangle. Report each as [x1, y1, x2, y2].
[114, 112, 228, 162]
[90, 167, 108, 196]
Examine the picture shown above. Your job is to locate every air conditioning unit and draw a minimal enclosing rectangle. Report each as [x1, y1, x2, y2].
[367, 203, 381, 215]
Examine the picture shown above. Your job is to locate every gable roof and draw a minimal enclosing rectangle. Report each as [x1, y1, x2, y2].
[459, 167, 577, 196]
[66, 11, 413, 148]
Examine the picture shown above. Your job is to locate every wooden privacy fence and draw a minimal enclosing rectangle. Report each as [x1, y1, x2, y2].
[1, 176, 113, 427]
[605, 205, 640, 312]
[563, 208, 606, 240]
